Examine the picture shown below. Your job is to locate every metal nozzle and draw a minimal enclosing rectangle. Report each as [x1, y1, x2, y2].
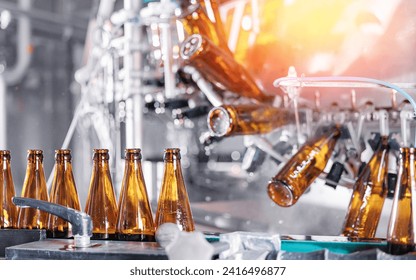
[12, 197, 93, 248]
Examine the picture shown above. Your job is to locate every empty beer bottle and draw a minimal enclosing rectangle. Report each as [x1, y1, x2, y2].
[267, 125, 341, 207]
[387, 147, 415, 255]
[0, 150, 17, 228]
[342, 136, 389, 239]
[179, 0, 232, 56]
[116, 149, 155, 242]
[155, 148, 195, 231]
[207, 104, 293, 137]
[47, 149, 81, 238]
[180, 34, 272, 103]
[17, 150, 49, 229]
[84, 149, 118, 240]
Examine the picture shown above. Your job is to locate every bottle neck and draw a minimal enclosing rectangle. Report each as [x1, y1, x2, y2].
[92, 150, 110, 169]
[0, 154, 11, 170]
[27, 153, 44, 170]
[55, 150, 72, 164]
[164, 149, 181, 162]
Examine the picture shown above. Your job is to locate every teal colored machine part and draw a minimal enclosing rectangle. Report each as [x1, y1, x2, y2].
[205, 233, 388, 254]
[281, 239, 388, 254]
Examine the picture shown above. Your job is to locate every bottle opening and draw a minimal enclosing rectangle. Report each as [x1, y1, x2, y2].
[164, 148, 181, 161]
[0, 150, 11, 160]
[93, 149, 109, 160]
[27, 149, 43, 161]
[0, 150, 10, 155]
[55, 149, 71, 154]
[125, 148, 142, 160]
[27, 149, 43, 155]
[267, 180, 294, 207]
[55, 149, 72, 161]
[180, 34, 203, 60]
[207, 106, 232, 137]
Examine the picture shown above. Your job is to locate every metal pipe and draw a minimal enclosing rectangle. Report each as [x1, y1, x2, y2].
[0, 1, 87, 31]
[12, 197, 93, 248]
[3, 0, 32, 86]
[124, 0, 143, 148]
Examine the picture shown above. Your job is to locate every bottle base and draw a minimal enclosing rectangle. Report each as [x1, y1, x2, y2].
[91, 233, 117, 240]
[387, 242, 415, 255]
[46, 229, 71, 239]
[116, 233, 156, 242]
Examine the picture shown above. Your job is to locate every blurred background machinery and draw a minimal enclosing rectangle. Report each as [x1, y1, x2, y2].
[1, 0, 416, 238]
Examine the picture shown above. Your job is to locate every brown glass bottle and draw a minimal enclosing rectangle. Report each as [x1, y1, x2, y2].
[386, 147, 415, 255]
[0, 150, 17, 229]
[341, 136, 389, 239]
[17, 150, 49, 229]
[267, 125, 341, 207]
[116, 149, 155, 242]
[180, 34, 272, 103]
[84, 149, 118, 240]
[179, 0, 232, 56]
[155, 148, 195, 232]
[47, 149, 81, 238]
[208, 104, 293, 137]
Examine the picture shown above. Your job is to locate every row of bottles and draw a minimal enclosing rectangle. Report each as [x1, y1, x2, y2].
[342, 143, 415, 255]
[264, 124, 415, 255]
[0, 148, 194, 242]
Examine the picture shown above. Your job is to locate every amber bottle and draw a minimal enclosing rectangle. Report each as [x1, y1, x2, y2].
[180, 34, 272, 103]
[116, 149, 155, 242]
[387, 147, 415, 255]
[267, 125, 341, 207]
[84, 149, 118, 240]
[0, 164, 2, 227]
[0, 150, 17, 228]
[155, 148, 195, 232]
[47, 149, 81, 238]
[341, 136, 389, 239]
[179, 0, 232, 55]
[207, 104, 293, 137]
[17, 150, 49, 229]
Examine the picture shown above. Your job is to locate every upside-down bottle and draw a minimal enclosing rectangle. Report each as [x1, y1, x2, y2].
[179, 0, 232, 56]
[341, 136, 389, 239]
[84, 149, 118, 240]
[386, 147, 415, 255]
[155, 148, 195, 231]
[207, 104, 293, 137]
[267, 125, 341, 207]
[47, 149, 81, 238]
[116, 149, 155, 241]
[17, 150, 49, 229]
[0, 150, 17, 228]
[180, 34, 272, 103]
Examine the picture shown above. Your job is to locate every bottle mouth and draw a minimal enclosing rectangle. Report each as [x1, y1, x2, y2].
[180, 34, 203, 60]
[164, 148, 181, 161]
[55, 149, 71, 154]
[93, 149, 109, 160]
[125, 148, 142, 160]
[55, 149, 72, 161]
[27, 149, 44, 162]
[267, 180, 295, 207]
[207, 106, 232, 137]
[27, 149, 43, 155]
[0, 150, 11, 157]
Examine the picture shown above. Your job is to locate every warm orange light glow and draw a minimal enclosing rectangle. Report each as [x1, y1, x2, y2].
[220, 0, 405, 95]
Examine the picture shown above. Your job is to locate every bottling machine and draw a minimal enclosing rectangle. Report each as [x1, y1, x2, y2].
[1, 0, 416, 260]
